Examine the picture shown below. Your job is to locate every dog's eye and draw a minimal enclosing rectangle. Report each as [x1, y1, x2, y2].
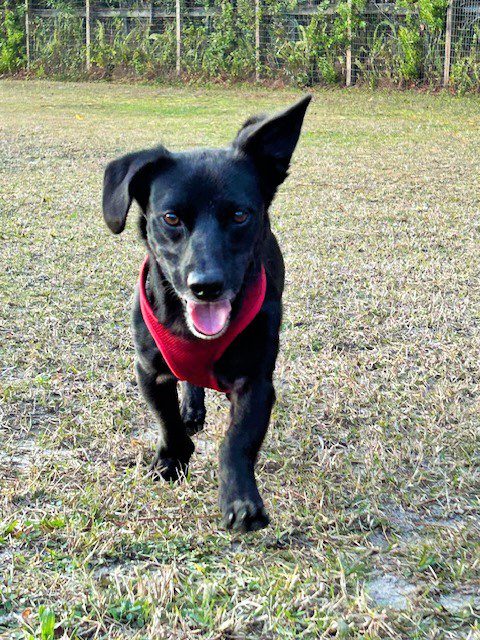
[233, 211, 248, 224]
[163, 212, 181, 227]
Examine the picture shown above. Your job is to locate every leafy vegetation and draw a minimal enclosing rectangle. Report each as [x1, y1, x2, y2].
[450, 23, 480, 93]
[356, 0, 450, 86]
[1, 0, 480, 90]
[0, 3, 25, 73]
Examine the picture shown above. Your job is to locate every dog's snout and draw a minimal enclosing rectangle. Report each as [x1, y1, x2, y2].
[187, 271, 224, 301]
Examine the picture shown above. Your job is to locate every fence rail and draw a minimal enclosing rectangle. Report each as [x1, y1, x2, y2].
[2, 0, 480, 89]
[28, 4, 413, 17]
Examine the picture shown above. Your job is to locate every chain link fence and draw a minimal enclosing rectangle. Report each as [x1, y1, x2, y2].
[449, 0, 480, 87]
[2, 0, 479, 89]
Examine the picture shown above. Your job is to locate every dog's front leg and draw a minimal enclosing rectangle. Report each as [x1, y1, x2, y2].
[135, 360, 194, 482]
[219, 377, 275, 533]
[180, 382, 206, 435]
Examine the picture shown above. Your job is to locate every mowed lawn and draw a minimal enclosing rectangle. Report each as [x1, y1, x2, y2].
[1, 81, 479, 639]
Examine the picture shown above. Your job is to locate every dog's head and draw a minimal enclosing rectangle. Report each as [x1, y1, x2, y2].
[102, 96, 311, 339]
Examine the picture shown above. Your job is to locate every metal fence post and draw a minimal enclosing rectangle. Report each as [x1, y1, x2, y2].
[176, 0, 182, 76]
[255, 0, 260, 81]
[25, 0, 31, 70]
[443, 0, 453, 86]
[346, 0, 352, 86]
[85, 0, 91, 72]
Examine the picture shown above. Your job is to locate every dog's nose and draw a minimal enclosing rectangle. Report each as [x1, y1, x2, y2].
[188, 272, 225, 301]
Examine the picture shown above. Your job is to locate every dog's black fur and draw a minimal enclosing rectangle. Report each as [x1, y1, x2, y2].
[102, 96, 311, 532]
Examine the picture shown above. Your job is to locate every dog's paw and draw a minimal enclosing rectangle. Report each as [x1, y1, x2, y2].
[181, 405, 206, 436]
[149, 439, 194, 482]
[149, 455, 189, 481]
[221, 498, 270, 533]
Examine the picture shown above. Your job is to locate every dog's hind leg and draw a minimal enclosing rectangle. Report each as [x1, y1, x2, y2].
[135, 360, 194, 482]
[180, 383, 206, 435]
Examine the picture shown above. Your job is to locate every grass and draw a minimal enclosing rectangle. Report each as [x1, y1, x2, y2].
[0, 80, 479, 639]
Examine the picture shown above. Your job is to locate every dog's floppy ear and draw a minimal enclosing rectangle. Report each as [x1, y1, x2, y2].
[233, 95, 311, 195]
[102, 145, 171, 234]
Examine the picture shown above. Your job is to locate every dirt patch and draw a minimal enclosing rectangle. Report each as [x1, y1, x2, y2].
[366, 575, 418, 611]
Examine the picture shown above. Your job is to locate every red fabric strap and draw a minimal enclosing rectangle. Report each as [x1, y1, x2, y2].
[139, 257, 267, 392]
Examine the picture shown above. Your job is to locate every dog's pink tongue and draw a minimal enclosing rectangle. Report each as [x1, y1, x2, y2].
[187, 300, 231, 336]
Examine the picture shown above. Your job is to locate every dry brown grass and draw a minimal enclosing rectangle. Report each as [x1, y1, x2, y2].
[0, 80, 479, 639]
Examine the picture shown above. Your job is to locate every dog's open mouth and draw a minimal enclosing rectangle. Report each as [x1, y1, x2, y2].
[186, 299, 232, 337]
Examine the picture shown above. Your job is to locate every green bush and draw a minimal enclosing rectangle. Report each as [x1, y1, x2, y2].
[397, 21, 422, 81]
[450, 25, 480, 93]
[182, 0, 255, 79]
[30, 14, 85, 78]
[273, 16, 340, 85]
[355, 0, 451, 87]
[260, 0, 365, 85]
[1, 0, 479, 91]
[0, 6, 25, 73]
[91, 17, 176, 78]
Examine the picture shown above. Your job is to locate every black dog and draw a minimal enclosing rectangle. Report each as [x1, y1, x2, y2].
[102, 96, 311, 532]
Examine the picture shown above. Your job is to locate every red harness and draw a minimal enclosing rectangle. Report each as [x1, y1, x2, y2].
[139, 257, 267, 392]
